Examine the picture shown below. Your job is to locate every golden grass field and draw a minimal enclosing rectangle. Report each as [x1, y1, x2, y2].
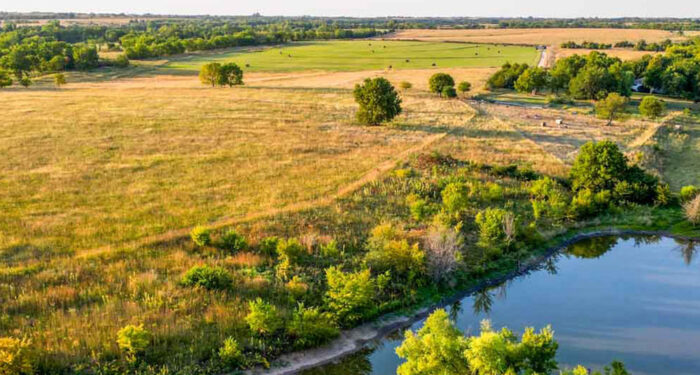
[386, 28, 688, 46]
[553, 47, 660, 61]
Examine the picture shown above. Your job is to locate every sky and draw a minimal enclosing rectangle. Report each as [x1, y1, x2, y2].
[3, 0, 699, 18]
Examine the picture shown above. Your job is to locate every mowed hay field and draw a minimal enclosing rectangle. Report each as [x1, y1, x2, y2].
[554, 47, 659, 61]
[162, 40, 539, 73]
[386, 28, 688, 46]
[0, 85, 442, 253]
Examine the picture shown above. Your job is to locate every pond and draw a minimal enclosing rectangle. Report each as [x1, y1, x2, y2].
[301, 235, 699, 375]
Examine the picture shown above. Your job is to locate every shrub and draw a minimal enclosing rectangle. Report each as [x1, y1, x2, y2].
[114, 54, 130, 68]
[475, 208, 516, 251]
[428, 73, 455, 95]
[364, 239, 425, 281]
[219, 62, 244, 86]
[190, 226, 212, 247]
[442, 86, 457, 98]
[320, 240, 341, 258]
[685, 195, 700, 226]
[569, 188, 609, 218]
[530, 177, 569, 221]
[219, 229, 247, 253]
[19, 77, 31, 88]
[408, 196, 431, 222]
[399, 81, 412, 90]
[286, 304, 339, 349]
[353, 77, 402, 125]
[441, 182, 470, 214]
[655, 183, 672, 206]
[367, 222, 403, 252]
[285, 276, 309, 298]
[0, 337, 33, 375]
[116, 324, 150, 357]
[639, 96, 666, 119]
[457, 81, 471, 95]
[257, 236, 279, 256]
[514, 66, 549, 94]
[180, 265, 232, 290]
[218, 337, 243, 369]
[246, 298, 282, 335]
[680, 185, 699, 203]
[546, 94, 574, 105]
[53, 73, 66, 88]
[423, 225, 462, 283]
[276, 238, 306, 263]
[324, 267, 377, 326]
[487, 62, 529, 89]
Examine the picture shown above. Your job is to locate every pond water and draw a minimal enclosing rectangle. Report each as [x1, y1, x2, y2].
[302, 235, 699, 375]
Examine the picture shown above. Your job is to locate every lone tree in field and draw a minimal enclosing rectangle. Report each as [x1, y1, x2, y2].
[399, 81, 412, 90]
[54, 73, 66, 88]
[428, 73, 455, 96]
[457, 81, 471, 96]
[595, 92, 628, 126]
[639, 96, 666, 119]
[199, 62, 222, 87]
[219, 63, 244, 86]
[353, 77, 402, 125]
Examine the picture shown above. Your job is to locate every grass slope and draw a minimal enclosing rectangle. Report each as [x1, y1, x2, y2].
[163, 40, 539, 73]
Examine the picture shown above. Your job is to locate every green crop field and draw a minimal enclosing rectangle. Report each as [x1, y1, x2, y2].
[162, 40, 539, 72]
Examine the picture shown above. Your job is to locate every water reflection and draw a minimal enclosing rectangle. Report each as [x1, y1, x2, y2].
[302, 236, 700, 375]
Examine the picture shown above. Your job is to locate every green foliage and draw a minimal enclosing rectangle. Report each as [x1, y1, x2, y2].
[364, 239, 425, 282]
[353, 77, 402, 125]
[639, 96, 666, 119]
[190, 226, 212, 247]
[180, 265, 232, 290]
[396, 309, 470, 375]
[441, 182, 470, 214]
[19, 77, 31, 88]
[53, 73, 66, 88]
[199, 62, 222, 87]
[0, 69, 11, 88]
[257, 236, 279, 256]
[514, 66, 549, 94]
[399, 81, 413, 90]
[218, 62, 244, 86]
[0, 337, 33, 375]
[487, 62, 529, 89]
[219, 229, 247, 253]
[680, 185, 699, 203]
[116, 324, 150, 357]
[595, 93, 628, 125]
[465, 320, 558, 375]
[442, 86, 457, 98]
[570, 141, 658, 206]
[408, 194, 431, 222]
[218, 337, 243, 369]
[655, 183, 672, 206]
[324, 267, 377, 326]
[246, 298, 283, 335]
[72, 45, 99, 70]
[457, 81, 472, 94]
[530, 177, 569, 222]
[569, 188, 611, 218]
[428, 73, 455, 94]
[276, 238, 306, 263]
[114, 54, 130, 68]
[475, 208, 517, 251]
[286, 304, 339, 349]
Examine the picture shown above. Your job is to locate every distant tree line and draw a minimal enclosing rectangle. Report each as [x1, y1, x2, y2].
[561, 38, 695, 52]
[488, 42, 700, 101]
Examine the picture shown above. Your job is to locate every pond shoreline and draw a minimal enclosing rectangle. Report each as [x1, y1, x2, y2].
[246, 228, 698, 375]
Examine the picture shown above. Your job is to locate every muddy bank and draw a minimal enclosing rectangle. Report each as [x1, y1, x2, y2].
[247, 229, 698, 375]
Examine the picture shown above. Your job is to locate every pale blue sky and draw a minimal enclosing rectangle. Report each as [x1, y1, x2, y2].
[3, 0, 698, 18]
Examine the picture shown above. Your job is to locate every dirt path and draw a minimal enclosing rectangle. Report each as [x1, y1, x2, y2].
[247, 229, 700, 375]
[76, 130, 450, 259]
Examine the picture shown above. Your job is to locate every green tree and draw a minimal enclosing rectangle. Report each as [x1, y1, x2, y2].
[0, 70, 12, 88]
[442, 86, 457, 98]
[353, 77, 402, 125]
[180, 265, 232, 290]
[399, 81, 413, 90]
[457, 81, 472, 96]
[324, 266, 377, 325]
[246, 298, 283, 335]
[595, 93, 628, 126]
[529, 177, 569, 222]
[219, 62, 244, 86]
[286, 304, 339, 349]
[364, 239, 425, 282]
[429, 73, 455, 95]
[199, 62, 222, 87]
[441, 182, 470, 214]
[475, 208, 517, 251]
[72, 45, 99, 70]
[639, 96, 666, 119]
[54, 73, 66, 88]
[569, 65, 610, 99]
[570, 141, 628, 193]
[395, 309, 470, 375]
[19, 77, 31, 88]
[514, 66, 549, 94]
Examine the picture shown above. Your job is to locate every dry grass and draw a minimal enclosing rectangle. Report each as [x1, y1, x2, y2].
[554, 47, 660, 61]
[0, 83, 440, 253]
[386, 28, 688, 46]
